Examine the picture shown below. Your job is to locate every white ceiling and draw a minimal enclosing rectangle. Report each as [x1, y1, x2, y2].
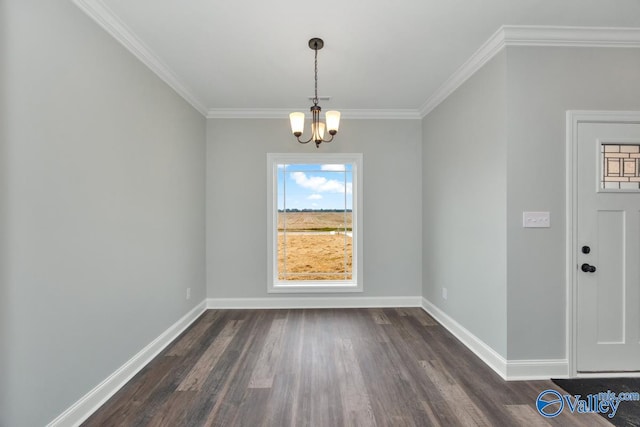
[74, 0, 640, 116]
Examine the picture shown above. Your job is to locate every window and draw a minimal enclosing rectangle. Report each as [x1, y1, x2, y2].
[267, 153, 363, 293]
[601, 143, 640, 190]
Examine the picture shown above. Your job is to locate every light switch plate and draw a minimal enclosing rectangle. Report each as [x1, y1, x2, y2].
[523, 211, 550, 228]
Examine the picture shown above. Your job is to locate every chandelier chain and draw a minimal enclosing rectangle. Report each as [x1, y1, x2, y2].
[313, 45, 318, 105]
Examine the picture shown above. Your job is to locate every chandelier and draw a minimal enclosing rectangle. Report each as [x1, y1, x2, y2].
[289, 38, 341, 148]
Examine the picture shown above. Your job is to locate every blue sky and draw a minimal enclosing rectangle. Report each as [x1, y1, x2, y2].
[277, 163, 353, 210]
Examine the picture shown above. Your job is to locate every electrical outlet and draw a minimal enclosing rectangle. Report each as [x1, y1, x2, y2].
[186, 288, 191, 300]
[442, 288, 448, 300]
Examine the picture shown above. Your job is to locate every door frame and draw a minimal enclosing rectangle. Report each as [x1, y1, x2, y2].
[566, 110, 640, 378]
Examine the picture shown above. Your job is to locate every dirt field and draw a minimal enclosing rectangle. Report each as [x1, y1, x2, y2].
[278, 211, 352, 231]
[278, 233, 352, 280]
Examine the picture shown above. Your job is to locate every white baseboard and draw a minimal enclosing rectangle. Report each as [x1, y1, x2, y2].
[506, 359, 569, 380]
[207, 296, 422, 309]
[420, 297, 569, 381]
[47, 300, 207, 427]
[421, 297, 508, 380]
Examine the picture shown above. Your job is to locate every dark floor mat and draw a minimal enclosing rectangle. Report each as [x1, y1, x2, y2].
[552, 378, 640, 426]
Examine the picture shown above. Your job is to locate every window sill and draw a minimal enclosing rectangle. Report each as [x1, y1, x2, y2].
[268, 282, 363, 294]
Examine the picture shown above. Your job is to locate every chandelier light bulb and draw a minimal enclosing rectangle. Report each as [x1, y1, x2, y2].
[312, 122, 326, 142]
[325, 111, 341, 134]
[289, 112, 305, 136]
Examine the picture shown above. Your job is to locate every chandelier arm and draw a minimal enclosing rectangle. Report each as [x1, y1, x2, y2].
[296, 135, 313, 144]
[322, 134, 334, 143]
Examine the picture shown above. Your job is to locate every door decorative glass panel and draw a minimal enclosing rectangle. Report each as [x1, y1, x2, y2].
[601, 144, 640, 190]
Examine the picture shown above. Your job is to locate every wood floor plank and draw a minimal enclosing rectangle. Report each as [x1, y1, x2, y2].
[505, 405, 552, 427]
[385, 309, 423, 341]
[412, 309, 438, 326]
[82, 355, 179, 426]
[354, 336, 427, 425]
[177, 319, 243, 391]
[334, 338, 376, 426]
[248, 317, 287, 389]
[201, 310, 272, 426]
[166, 310, 219, 356]
[145, 390, 198, 427]
[228, 388, 272, 427]
[306, 309, 344, 427]
[419, 359, 492, 426]
[368, 308, 391, 325]
[420, 400, 444, 427]
[265, 310, 305, 427]
[395, 307, 413, 317]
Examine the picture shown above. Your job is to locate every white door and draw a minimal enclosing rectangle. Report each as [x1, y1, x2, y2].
[577, 120, 640, 372]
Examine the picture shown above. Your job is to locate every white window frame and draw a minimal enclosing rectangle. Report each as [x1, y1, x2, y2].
[267, 153, 363, 293]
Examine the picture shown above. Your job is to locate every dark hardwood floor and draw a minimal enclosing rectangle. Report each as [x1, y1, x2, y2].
[83, 308, 610, 426]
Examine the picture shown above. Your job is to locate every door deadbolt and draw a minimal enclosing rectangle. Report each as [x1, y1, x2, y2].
[582, 246, 591, 254]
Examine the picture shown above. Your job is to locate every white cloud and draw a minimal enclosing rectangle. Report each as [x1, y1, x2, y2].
[321, 164, 346, 171]
[290, 171, 352, 194]
[307, 194, 323, 200]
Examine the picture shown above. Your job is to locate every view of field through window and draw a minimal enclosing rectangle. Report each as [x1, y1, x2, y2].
[277, 163, 353, 281]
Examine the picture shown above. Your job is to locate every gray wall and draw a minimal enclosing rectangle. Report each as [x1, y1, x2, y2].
[207, 119, 422, 299]
[0, 0, 9, 423]
[505, 46, 640, 360]
[422, 52, 508, 357]
[422, 45, 640, 362]
[1, 1, 206, 426]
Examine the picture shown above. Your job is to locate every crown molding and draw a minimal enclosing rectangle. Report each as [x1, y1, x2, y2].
[341, 109, 422, 120]
[68, 7, 640, 120]
[419, 25, 640, 118]
[207, 109, 296, 119]
[206, 108, 421, 120]
[502, 25, 640, 48]
[71, 0, 420, 120]
[72, 0, 207, 116]
[418, 26, 507, 118]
